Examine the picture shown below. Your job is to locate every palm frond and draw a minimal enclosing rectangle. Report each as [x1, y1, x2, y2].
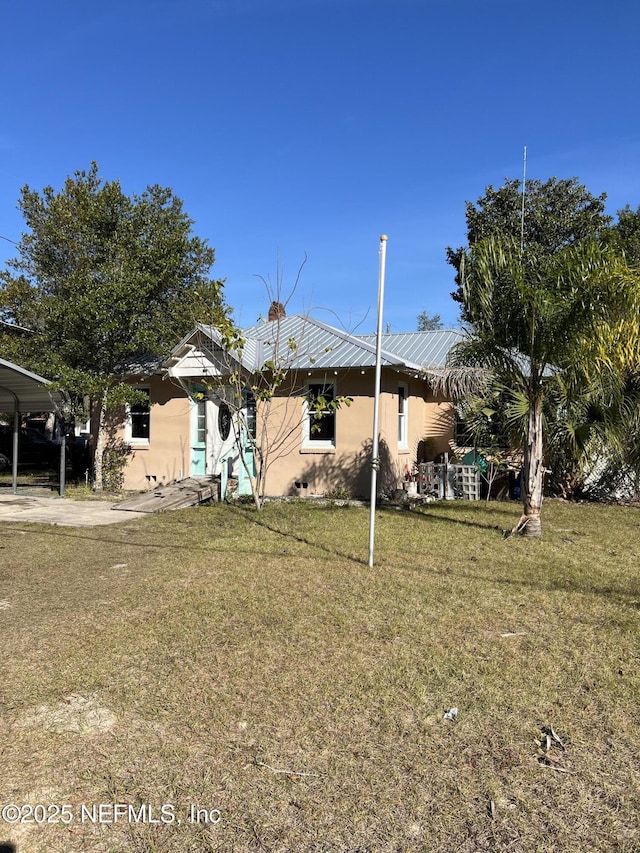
[426, 366, 489, 400]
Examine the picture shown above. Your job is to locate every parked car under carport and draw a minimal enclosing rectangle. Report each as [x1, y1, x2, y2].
[0, 357, 66, 494]
[0, 425, 61, 470]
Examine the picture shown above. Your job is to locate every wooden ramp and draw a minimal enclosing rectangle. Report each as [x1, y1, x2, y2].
[112, 477, 219, 513]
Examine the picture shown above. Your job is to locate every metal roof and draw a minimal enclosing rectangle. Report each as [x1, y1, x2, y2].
[169, 317, 464, 376]
[239, 315, 441, 371]
[0, 358, 64, 412]
[356, 330, 465, 369]
[115, 354, 165, 376]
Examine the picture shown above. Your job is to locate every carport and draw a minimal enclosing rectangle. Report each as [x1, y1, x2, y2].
[0, 358, 66, 495]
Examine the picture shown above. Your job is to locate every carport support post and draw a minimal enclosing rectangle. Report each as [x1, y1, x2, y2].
[11, 397, 18, 495]
[59, 435, 66, 497]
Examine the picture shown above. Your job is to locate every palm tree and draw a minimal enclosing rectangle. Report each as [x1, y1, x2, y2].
[446, 235, 640, 536]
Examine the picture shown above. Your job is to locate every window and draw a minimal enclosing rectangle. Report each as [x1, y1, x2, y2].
[127, 388, 150, 444]
[190, 384, 207, 445]
[195, 399, 206, 444]
[398, 384, 408, 448]
[305, 382, 336, 447]
[218, 402, 231, 441]
[243, 391, 257, 441]
[454, 403, 473, 448]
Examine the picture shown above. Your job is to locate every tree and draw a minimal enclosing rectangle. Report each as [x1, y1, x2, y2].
[195, 260, 352, 511]
[417, 311, 444, 331]
[448, 234, 640, 536]
[550, 306, 640, 502]
[454, 387, 522, 501]
[571, 205, 640, 499]
[0, 163, 226, 490]
[609, 204, 640, 266]
[210, 321, 351, 512]
[444, 176, 640, 518]
[447, 177, 612, 324]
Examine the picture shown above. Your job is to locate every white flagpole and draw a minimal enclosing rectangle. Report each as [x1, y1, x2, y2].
[368, 234, 388, 568]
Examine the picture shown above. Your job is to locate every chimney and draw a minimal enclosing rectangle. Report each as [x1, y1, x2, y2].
[268, 301, 286, 321]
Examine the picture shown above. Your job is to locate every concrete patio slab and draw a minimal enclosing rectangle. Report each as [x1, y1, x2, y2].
[0, 494, 148, 527]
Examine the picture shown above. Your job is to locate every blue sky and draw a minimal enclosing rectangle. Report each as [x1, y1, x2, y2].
[2, 0, 640, 333]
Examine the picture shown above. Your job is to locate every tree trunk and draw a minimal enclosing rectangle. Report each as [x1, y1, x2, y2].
[93, 389, 108, 492]
[231, 408, 264, 511]
[517, 396, 544, 536]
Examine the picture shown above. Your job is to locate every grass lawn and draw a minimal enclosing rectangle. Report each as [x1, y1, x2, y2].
[0, 470, 61, 493]
[2, 499, 640, 852]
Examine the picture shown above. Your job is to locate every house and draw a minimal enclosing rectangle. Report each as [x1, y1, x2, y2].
[117, 314, 463, 499]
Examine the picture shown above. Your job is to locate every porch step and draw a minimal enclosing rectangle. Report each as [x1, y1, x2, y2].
[112, 477, 219, 513]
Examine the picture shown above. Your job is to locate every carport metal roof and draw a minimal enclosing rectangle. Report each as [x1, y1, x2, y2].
[0, 358, 66, 495]
[0, 358, 64, 412]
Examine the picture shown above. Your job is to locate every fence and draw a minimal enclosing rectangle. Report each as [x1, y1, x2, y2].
[416, 462, 481, 501]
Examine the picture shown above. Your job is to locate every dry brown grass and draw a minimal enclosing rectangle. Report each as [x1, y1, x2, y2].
[2, 498, 640, 852]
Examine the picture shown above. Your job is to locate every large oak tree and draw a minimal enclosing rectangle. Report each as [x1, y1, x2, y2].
[0, 163, 226, 489]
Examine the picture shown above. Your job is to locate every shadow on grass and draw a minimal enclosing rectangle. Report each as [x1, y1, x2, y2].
[3, 504, 640, 606]
[0, 504, 369, 567]
[227, 503, 368, 566]
[400, 555, 640, 606]
[381, 503, 508, 535]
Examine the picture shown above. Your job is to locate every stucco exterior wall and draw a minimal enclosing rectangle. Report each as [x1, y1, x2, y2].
[260, 368, 455, 499]
[118, 368, 455, 498]
[422, 388, 456, 458]
[121, 375, 191, 491]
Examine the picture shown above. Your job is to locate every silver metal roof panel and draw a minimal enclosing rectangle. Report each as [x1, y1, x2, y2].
[356, 330, 464, 369]
[0, 358, 64, 412]
[173, 318, 463, 375]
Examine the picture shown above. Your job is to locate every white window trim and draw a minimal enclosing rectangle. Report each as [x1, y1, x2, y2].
[303, 380, 337, 449]
[398, 383, 408, 449]
[125, 387, 151, 447]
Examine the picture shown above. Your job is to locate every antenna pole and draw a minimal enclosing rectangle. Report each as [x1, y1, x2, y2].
[520, 145, 527, 255]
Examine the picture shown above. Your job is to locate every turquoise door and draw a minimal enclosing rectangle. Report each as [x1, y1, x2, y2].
[191, 396, 207, 476]
[237, 393, 256, 495]
[236, 437, 255, 495]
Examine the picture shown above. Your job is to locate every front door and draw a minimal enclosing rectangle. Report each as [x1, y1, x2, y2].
[190, 392, 207, 477]
[209, 397, 237, 476]
[190, 388, 251, 482]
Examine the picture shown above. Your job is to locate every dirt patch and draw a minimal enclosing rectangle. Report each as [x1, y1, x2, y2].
[16, 694, 117, 735]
